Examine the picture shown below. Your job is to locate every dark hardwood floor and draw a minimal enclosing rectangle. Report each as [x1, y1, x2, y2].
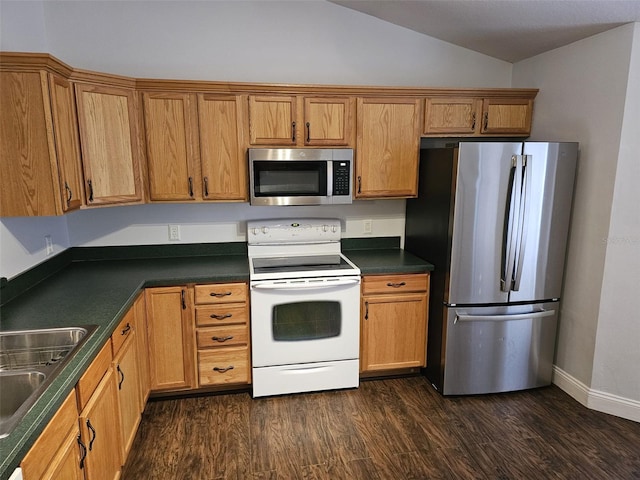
[122, 376, 640, 479]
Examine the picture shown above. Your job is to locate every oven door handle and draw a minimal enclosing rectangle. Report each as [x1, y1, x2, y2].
[251, 278, 361, 290]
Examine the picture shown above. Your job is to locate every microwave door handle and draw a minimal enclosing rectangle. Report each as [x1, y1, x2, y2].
[252, 278, 360, 290]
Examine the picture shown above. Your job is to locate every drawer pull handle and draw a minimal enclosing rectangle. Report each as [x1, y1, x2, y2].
[121, 323, 131, 335]
[387, 282, 406, 288]
[210, 313, 232, 320]
[364, 301, 369, 320]
[213, 365, 234, 373]
[210, 291, 232, 297]
[212, 335, 234, 342]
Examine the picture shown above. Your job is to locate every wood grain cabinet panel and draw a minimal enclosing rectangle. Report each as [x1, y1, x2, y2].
[303, 97, 354, 146]
[0, 71, 83, 216]
[75, 83, 143, 206]
[481, 97, 533, 134]
[424, 97, 481, 135]
[360, 273, 429, 373]
[198, 347, 251, 386]
[248, 95, 297, 145]
[356, 97, 421, 199]
[145, 286, 195, 392]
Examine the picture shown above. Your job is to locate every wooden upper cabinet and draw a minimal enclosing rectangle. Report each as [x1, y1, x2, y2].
[303, 97, 353, 146]
[0, 71, 83, 216]
[481, 97, 533, 135]
[142, 92, 199, 201]
[75, 83, 143, 205]
[248, 95, 297, 145]
[356, 97, 421, 199]
[197, 94, 247, 201]
[424, 97, 480, 135]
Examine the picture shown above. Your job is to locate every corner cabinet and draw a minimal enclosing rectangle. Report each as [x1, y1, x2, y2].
[360, 273, 430, 373]
[145, 286, 196, 392]
[355, 97, 421, 199]
[423, 96, 533, 136]
[0, 71, 84, 216]
[75, 83, 143, 206]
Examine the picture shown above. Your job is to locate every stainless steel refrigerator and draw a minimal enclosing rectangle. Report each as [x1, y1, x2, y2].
[405, 142, 577, 395]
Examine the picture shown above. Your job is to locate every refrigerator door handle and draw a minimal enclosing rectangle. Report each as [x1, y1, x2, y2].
[512, 155, 532, 291]
[501, 155, 523, 292]
[454, 309, 556, 324]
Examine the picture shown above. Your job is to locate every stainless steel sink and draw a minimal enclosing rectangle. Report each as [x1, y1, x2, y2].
[0, 325, 98, 438]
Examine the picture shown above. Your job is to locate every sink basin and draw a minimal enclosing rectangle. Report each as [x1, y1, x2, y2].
[0, 325, 98, 438]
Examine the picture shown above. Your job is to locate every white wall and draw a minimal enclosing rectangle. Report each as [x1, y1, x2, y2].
[0, 0, 513, 280]
[513, 23, 640, 418]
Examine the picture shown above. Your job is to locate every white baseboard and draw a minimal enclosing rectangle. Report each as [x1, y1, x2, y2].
[552, 366, 640, 423]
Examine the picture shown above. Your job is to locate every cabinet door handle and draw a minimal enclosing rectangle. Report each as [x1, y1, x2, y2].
[483, 111, 489, 130]
[212, 335, 234, 342]
[87, 179, 94, 202]
[291, 121, 296, 142]
[121, 323, 131, 335]
[77, 434, 87, 470]
[357, 176, 362, 194]
[188, 177, 194, 197]
[471, 112, 477, 130]
[364, 301, 369, 320]
[64, 181, 73, 206]
[209, 291, 232, 298]
[86, 419, 97, 451]
[117, 365, 125, 390]
[387, 282, 406, 288]
[203, 176, 209, 197]
[306, 122, 311, 143]
[213, 365, 234, 373]
[210, 313, 232, 320]
[181, 289, 187, 309]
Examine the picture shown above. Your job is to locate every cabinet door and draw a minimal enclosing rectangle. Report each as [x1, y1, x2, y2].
[79, 367, 122, 480]
[0, 71, 59, 216]
[39, 426, 84, 480]
[361, 293, 427, 372]
[142, 92, 199, 201]
[198, 94, 247, 200]
[424, 97, 480, 135]
[145, 286, 195, 392]
[481, 97, 533, 135]
[303, 97, 353, 146]
[47, 74, 84, 212]
[75, 83, 142, 205]
[248, 95, 297, 145]
[113, 332, 142, 462]
[356, 97, 421, 198]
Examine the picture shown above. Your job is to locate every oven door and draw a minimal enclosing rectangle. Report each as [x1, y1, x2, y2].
[250, 276, 361, 367]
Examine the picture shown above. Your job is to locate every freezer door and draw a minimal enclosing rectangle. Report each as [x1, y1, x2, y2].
[508, 142, 578, 302]
[442, 302, 558, 395]
[448, 142, 521, 304]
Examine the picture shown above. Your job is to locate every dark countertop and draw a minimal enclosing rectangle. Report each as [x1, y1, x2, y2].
[0, 240, 433, 478]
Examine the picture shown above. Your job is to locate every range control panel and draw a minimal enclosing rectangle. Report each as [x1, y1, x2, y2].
[247, 218, 341, 245]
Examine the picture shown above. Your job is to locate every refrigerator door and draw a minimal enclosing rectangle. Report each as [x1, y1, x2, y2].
[508, 142, 578, 303]
[442, 302, 559, 395]
[448, 142, 522, 305]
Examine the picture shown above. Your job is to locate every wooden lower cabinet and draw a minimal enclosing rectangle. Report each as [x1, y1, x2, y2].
[360, 273, 430, 373]
[132, 292, 151, 406]
[145, 286, 195, 392]
[21, 390, 83, 480]
[78, 366, 122, 480]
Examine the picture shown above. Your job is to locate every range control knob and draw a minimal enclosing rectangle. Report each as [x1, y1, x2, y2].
[322, 225, 329, 232]
[331, 225, 338, 233]
[261, 227, 269, 234]
[252, 227, 259, 235]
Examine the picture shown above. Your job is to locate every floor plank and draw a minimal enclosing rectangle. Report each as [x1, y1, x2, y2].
[122, 377, 640, 479]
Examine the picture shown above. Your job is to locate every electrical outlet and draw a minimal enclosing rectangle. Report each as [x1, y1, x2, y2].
[45, 235, 54, 255]
[363, 219, 372, 234]
[168, 225, 181, 241]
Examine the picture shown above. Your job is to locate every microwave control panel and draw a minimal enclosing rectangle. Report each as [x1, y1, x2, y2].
[332, 161, 351, 196]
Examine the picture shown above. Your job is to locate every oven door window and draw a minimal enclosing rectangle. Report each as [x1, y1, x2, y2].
[253, 161, 327, 196]
[272, 301, 341, 341]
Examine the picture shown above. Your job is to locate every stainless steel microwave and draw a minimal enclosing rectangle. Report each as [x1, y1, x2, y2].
[248, 148, 353, 206]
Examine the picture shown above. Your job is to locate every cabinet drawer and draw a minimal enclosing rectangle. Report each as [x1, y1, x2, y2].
[198, 347, 250, 386]
[111, 307, 134, 356]
[362, 274, 429, 295]
[196, 325, 248, 349]
[76, 340, 113, 410]
[194, 283, 247, 304]
[195, 304, 248, 327]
